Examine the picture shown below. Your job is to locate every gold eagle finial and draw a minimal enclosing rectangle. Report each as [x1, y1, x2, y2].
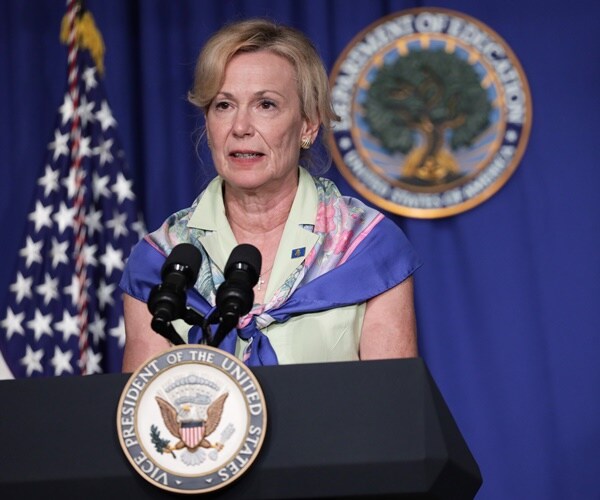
[59, 5, 105, 76]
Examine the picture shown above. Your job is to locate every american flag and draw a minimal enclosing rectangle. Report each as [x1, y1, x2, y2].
[0, 3, 144, 377]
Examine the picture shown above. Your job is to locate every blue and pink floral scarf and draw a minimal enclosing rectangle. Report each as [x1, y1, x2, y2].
[120, 173, 421, 366]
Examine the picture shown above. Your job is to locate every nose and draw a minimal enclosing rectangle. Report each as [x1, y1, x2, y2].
[232, 108, 254, 138]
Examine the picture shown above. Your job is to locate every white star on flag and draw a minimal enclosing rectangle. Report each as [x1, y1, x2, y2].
[78, 95, 96, 128]
[38, 165, 60, 197]
[97, 279, 117, 309]
[35, 273, 60, 305]
[112, 171, 135, 203]
[109, 316, 126, 348]
[85, 348, 103, 374]
[92, 171, 111, 200]
[88, 314, 106, 344]
[96, 100, 116, 131]
[81, 242, 98, 267]
[48, 129, 69, 161]
[50, 238, 70, 268]
[94, 137, 114, 166]
[19, 237, 43, 268]
[28, 201, 53, 233]
[9, 272, 33, 303]
[59, 94, 75, 125]
[1, 309, 25, 340]
[82, 66, 97, 91]
[26, 309, 54, 342]
[62, 166, 85, 199]
[20, 345, 44, 377]
[54, 310, 80, 342]
[53, 201, 76, 233]
[51, 346, 75, 376]
[106, 211, 129, 239]
[79, 134, 93, 159]
[100, 243, 124, 276]
[85, 205, 103, 235]
[63, 275, 83, 308]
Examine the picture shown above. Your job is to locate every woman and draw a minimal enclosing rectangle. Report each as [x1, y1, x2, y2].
[120, 19, 421, 371]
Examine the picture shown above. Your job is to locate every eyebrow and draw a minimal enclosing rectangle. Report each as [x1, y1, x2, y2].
[216, 90, 285, 99]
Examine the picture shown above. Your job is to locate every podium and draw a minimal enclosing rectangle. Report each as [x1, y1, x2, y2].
[0, 358, 481, 498]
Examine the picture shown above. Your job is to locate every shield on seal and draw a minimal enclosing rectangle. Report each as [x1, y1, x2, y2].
[180, 421, 205, 449]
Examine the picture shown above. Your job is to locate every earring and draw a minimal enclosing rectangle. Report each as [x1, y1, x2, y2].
[300, 137, 312, 150]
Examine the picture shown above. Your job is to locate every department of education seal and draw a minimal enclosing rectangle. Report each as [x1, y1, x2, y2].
[329, 8, 532, 218]
[116, 345, 267, 494]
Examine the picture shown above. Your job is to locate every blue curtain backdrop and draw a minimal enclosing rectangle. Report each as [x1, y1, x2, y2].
[1, 0, 599, 498]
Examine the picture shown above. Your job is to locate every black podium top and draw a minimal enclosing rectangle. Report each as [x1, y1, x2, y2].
[0, 358, 481, 499]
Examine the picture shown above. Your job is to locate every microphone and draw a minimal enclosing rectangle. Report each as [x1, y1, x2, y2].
[148, 243, 202, 337]
[211, 244, 261, 346]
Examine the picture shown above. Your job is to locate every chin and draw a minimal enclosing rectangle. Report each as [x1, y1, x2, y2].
[221, 172, 270, 192]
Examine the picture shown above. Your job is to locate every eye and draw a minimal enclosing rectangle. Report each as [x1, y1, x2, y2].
[259, 99, 277, 110]
[214, 101, 231, 111]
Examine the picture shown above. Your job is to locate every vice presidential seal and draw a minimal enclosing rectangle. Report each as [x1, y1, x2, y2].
[116, 346, 267, 494]
[329, 8, 532, 218]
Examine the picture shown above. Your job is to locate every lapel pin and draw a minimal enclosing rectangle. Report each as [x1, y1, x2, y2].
[291, 247, 306, 258]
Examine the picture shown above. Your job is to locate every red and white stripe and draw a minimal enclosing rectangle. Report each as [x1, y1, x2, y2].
[181, 424, 205, 449]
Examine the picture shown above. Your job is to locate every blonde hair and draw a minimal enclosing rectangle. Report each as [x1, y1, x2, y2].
[188, 18, 339, 136]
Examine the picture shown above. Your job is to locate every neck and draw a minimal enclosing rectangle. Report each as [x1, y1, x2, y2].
[224, 177, 298, 240]
[223, 177, 298, 304]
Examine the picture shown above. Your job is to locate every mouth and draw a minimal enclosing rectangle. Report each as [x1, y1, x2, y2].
[229, 151, 264, 159]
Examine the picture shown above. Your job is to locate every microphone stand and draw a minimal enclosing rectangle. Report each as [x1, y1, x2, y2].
[150, 307, 215, 346]
[208, 319, 234, 349]
[199, 309, 235, 348]
[150, 319, 186, 346]
[183, 308, 214, 345]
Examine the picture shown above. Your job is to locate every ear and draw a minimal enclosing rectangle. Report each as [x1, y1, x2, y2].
[301, 117, 321, 144]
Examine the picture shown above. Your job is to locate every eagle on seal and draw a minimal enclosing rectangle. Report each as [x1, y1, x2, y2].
[155, 392, 229, 452]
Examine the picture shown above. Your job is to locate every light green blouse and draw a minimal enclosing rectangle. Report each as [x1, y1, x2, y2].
[181, 168, 365, 364]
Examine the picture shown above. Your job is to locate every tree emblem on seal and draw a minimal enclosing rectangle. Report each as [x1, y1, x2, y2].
[364, 50, 492, 185]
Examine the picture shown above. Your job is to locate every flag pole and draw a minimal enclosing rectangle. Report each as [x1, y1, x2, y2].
[65, 0, 90, 374]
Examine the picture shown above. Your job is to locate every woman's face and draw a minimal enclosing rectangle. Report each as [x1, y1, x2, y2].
[206, 50, 318, 194]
